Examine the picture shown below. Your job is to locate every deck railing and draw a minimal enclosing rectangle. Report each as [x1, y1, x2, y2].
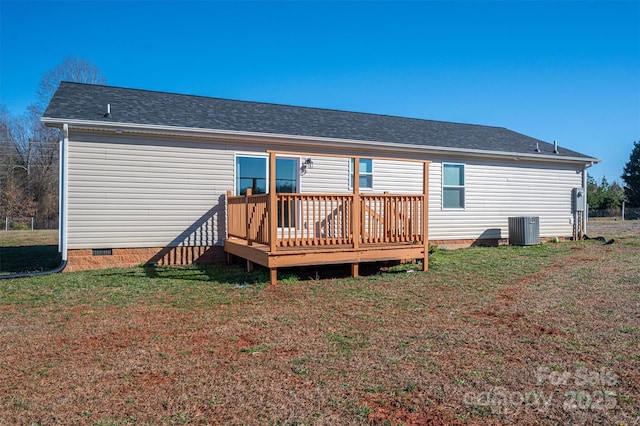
[227, 190, 269, 245]
[361, 194, 424, 244]
[277, 193, 354, 247]
[227, 191, 424, 249]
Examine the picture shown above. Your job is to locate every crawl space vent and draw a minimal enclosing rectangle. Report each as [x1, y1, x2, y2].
[92, 248, 113, 256]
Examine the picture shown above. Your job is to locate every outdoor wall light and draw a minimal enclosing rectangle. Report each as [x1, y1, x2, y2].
[304, 157, 314, 169]
[300, 157, 314, 175]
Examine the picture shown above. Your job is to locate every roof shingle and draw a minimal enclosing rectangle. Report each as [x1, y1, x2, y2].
[43, 82, 594, 160]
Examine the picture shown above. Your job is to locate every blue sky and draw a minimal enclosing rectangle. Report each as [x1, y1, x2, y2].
[1, 0, 638, 182]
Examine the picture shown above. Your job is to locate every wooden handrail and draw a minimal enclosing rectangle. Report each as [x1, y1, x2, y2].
[360, 194, 424, 244]
[227, 191, 269, 245]
[227, 192, 424, 248]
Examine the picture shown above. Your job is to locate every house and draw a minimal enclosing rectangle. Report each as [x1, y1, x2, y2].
[42, 82, 599, 283]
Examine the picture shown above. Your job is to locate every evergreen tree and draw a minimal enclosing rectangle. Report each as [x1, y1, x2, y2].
[622, 141, 640, 207]
[586, 174, 626, 209]
[587, 174, 603, 209]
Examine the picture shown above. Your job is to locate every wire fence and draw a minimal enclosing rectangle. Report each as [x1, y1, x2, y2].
[588, 206, 640, 220]
[3, 216, 58, 230]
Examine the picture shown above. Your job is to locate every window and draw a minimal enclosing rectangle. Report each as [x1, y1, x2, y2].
[350, 158, 373, 189]
[236, 155, 267, 195]
[442, 163, 465, 209]
[235, 154, 299, 227]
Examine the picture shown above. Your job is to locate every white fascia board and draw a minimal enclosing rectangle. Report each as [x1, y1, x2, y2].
[41, 117, 601, 166]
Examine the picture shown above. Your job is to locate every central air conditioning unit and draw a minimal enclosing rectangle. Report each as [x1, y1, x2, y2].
[508, 216, 540, 246]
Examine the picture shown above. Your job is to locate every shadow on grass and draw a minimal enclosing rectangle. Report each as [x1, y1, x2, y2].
[93, 262, 271, 286]
[276, 260, 421, 282]
[90, 260, 416, 287]
[0, 245, 62, 274]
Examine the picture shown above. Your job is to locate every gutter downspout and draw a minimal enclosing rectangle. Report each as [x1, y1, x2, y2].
[60, 123, 69, 265]
[0, 125, 68, 280]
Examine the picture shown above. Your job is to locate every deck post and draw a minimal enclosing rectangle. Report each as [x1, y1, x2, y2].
[352, 157, 360, 249]
[245, 188, 252, 245]
[226, 189, 232, 243]
[383, 191, 390, 242]
[269, 152, 277, 255]
[352, 157, 360, 276]
[269, 268, 278, 286]
[422, 161, 429, 272]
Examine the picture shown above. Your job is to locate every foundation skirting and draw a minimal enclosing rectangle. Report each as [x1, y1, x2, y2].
[64, 246, 225, 272]
[64, 236, 571, 272]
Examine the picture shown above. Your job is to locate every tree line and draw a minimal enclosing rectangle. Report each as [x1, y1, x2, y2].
[587, 141, 640, 210]
[587, 175, 625, 210]
[0, 57, 106, 227]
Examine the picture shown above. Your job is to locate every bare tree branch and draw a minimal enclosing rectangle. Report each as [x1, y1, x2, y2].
[1, 56, 107, 223]
[33, 56, 107, 115]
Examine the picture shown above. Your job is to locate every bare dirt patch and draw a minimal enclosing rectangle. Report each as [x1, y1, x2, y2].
[587, 218, 640, 238]
[1, 223, 639, 425]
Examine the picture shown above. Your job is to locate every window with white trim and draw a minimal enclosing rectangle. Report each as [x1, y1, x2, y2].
[442, 163, 465, 209]
[349, 158, 373, 189]
[235, 155, 267, 195]
[235, 154, 299, 227]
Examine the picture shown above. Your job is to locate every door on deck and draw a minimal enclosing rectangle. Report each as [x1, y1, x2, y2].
[275, 158, 299, 228]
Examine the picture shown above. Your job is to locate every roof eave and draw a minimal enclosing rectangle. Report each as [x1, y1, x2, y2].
[41, 117, 600, 165]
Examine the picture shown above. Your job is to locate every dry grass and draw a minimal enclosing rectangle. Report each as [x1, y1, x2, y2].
[1, 223, 639, 425]
[587, 217, 640, 238]
[0, 230, 58, 247]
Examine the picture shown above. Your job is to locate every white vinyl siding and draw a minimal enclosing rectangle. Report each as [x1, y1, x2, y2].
[303, 156, 579, 240]
[66, 131, 582, 249]
[302, 157, 424, 194]
[373, 159, 423, 194]
[299, 156, 351, 194]
[428, 159, 581, 241]
[67, 134, 233, 249]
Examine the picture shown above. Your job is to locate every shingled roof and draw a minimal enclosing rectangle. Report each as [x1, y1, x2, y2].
[43, 82, 595, 160]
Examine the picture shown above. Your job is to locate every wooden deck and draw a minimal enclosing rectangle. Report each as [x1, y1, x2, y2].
[225, 238, 426, 282]
[224, 152, 430, 284]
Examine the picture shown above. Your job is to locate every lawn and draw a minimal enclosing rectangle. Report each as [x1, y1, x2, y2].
[0, 223, 639, 425]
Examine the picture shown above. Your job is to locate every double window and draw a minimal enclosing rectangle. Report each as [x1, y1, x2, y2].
[442, 163, 465, 209]
[349, 158, 373, 190]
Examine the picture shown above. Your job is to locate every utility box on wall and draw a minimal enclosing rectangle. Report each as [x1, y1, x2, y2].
[508, 216, 540, 246]
[572, 187, 585, 212]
